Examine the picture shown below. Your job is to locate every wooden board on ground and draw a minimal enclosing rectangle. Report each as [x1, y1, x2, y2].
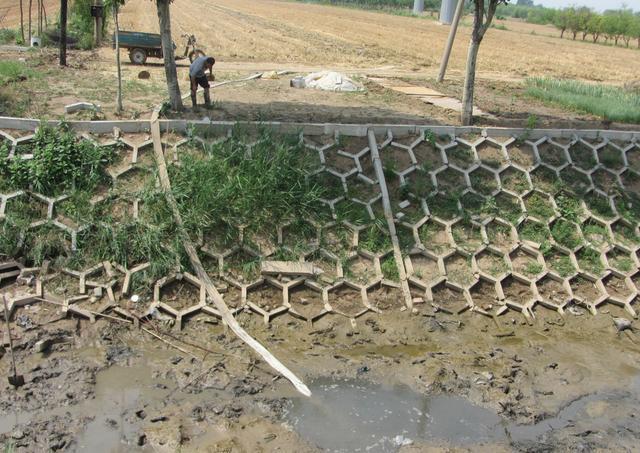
[261, 261, 321, 276]
[369, 77, 495, 118]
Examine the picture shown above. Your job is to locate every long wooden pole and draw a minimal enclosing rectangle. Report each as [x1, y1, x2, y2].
[437, 0, 465, 83]
[149, 109, 311, 397]
[367, 130, 414, 310]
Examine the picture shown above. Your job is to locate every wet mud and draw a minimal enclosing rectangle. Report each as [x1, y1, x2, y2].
[1, 300, 639, 452]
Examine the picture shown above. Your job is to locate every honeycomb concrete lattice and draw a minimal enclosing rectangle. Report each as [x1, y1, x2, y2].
[1, 120, 640, 329]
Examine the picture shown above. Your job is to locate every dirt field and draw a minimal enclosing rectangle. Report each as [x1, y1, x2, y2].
[3, 0, 640, 83]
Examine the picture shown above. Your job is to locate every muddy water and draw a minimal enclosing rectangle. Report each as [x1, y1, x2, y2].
[73, 365, 164, 452]
[285, 375, 640, 452]
[0, 357, 167, 452]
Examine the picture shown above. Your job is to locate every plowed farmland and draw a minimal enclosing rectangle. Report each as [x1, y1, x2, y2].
[102, 0, 640, 82]
[2, 0, 640, 82]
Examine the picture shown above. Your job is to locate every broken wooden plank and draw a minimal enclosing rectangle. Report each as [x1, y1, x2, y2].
[367, 130, 413, 310]
[261, 261, 322, 277]
[150, 109, 311, 397]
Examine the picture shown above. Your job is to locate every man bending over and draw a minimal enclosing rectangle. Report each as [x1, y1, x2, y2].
[189, 56, 215, 109]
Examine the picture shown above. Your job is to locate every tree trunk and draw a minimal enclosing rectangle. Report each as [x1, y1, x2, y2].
[592, 34, 598, 43]
[614, 36, 619, 46]
[114, 5, 123, 114]
[156, 0, 183, 111]
[461, 37, 480, 126]
[28, 0, 32, 44]
[19, 0, 25, 43]
[572, 31, 577, 40]
[560, 29, 565, 39]
[59, 0, 67, 66]
[38, 0, 42, 36]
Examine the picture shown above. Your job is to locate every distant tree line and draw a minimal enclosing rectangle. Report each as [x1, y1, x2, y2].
[322, 0, 440, 9]
[497, 4, 640, 48]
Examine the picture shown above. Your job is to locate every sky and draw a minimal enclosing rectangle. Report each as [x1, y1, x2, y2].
[535, 0, 640, 11]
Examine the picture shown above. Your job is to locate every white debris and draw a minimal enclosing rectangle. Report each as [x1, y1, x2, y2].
[291, 71, 364, 92]
[393, 435, 413, 446]
[130, 295, 140, 303]
[613, 317, 632, 332]
[568, 306, 584, 316]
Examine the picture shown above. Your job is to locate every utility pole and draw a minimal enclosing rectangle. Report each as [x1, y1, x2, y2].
[60, 0, 67, 66]
[413, 0, 424, 15]
[437, 0, 465, 82]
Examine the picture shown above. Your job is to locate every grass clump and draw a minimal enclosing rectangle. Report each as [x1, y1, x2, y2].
[577, 248, 604, 275]
[551, 219, 582, 249]
[523, 261, 543, 277]
[555, 192, 583, 222]
[380, 255, 399, 281]
[519, 221, 550, 244]
[526, 78, 640, 124]
[0, 61, 35, 86]
[359, 220, 392, 253]
[171, 128, 326, 238]
[525, 192, 554, 219]
[0, 29, 17, 44]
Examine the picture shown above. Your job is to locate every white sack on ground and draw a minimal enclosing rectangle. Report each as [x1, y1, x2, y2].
[292, 71, 364, 92]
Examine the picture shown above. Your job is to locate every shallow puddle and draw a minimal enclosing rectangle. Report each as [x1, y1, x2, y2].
[284, 377, 507, 452]
[284, 375, 640, 452]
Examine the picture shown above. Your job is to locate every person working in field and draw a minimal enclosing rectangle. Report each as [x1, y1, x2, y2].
[189, 56, 216, 109]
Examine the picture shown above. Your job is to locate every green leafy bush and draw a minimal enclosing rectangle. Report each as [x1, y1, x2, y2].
[0, 124, 115, 196]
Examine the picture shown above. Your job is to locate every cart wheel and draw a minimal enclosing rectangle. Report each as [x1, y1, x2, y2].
[129, 48, 148, 65]
[188, 49, 205, 63]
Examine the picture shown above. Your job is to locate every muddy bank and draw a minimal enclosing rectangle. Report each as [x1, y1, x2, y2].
[1, 299, 639, 452]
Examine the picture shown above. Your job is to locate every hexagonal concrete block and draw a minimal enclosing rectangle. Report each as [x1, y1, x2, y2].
[286, 280, 330, 323]
[246, 278, 288, 324]
[326, 281, 368, 318]
[431, 281, 472, 315]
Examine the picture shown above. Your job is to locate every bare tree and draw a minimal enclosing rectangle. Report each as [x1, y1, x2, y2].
[106, 0, 126, 114]
[28, 0, 32, 44]
[461, 0, 509, 126]
[155, 0, 183, 111]
[60, 0, 67, 66]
